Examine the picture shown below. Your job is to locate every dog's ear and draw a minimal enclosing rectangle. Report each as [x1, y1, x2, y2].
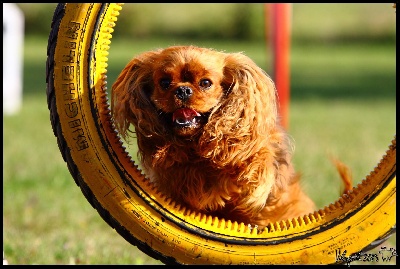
[222, 53, 278, 133]
[111, 51, 161, 140]
[198, 53, 294, 215]
[199, 53, 279, 159]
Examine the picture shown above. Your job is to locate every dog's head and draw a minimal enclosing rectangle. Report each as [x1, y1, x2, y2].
[111, 45, 278, 151]
[149, 46, 227, 137]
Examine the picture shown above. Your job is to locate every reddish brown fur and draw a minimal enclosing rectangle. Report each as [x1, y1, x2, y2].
[111, 46, 316, 228]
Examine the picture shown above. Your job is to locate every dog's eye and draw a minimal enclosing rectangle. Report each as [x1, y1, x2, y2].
[159, 78, 171, 90]
[199, 79, 212, 89]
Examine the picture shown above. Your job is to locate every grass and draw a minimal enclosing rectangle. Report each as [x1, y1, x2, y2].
[3, 32, 395, 265]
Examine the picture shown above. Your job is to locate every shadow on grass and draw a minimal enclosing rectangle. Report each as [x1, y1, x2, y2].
[290, 71, 395, 101]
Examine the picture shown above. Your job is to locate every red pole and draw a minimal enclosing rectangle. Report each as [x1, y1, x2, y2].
[265, 3, 292, 130]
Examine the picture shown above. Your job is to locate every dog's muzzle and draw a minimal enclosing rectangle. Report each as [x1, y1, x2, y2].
[172, 107, 202, 128]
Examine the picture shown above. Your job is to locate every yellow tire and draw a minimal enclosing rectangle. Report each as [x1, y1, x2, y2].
[46, 3, 396, 264]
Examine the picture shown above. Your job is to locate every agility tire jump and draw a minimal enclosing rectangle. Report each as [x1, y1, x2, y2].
[46, 3, 396, 265]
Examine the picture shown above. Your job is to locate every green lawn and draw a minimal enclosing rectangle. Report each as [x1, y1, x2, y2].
[3, 34, 395, 265]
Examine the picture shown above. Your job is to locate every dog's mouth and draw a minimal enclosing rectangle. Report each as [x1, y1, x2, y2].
[172, 108, 202, 128]
[160, 107, 209, 136]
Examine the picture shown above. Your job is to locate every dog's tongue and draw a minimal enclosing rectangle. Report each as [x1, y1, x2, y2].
[172, 108, 201, 124]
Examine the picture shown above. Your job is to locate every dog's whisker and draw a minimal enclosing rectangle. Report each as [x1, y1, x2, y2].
[155, 108, 167, 116]
[225, 81, 235, 96]
[152, 98, 169, 106]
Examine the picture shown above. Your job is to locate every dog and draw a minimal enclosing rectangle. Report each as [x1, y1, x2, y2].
[111, 45, 351, 229]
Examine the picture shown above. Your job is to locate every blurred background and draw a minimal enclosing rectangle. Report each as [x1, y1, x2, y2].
[3, 3, 396, 265]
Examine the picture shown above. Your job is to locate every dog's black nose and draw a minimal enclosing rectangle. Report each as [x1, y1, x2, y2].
[175, 86, 193, 101]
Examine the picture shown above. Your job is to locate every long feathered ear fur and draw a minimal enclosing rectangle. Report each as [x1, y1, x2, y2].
[198, 52, 294, 215]
[111, 50, 165, 141]
[198, 52, 280, 162]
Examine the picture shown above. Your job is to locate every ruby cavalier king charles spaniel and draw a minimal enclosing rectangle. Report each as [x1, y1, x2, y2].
[111, 45, 350, 229]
